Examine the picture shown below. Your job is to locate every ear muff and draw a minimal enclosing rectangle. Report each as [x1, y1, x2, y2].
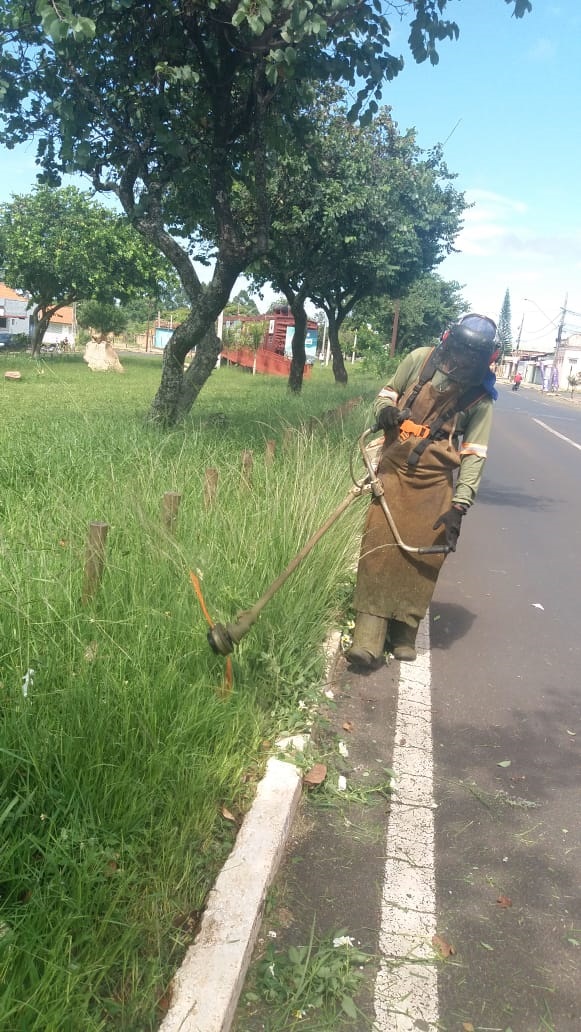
[441, 329, 450, 343]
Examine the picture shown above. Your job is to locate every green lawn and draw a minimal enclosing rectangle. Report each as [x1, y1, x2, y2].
[0, 352, 378, 1030]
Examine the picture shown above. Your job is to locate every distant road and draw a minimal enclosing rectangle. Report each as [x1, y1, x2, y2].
[430, 383, 581, 1031]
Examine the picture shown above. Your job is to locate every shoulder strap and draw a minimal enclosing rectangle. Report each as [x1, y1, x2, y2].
[405, 348, 439, 412]
[407, 384, 487, 470]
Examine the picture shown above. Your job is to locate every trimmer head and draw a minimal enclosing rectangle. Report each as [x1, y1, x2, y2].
[207, 623, 235, 656]
[207, 610, 258, 655]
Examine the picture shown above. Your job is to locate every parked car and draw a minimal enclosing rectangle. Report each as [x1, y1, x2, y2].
[0, 333, 28, 350]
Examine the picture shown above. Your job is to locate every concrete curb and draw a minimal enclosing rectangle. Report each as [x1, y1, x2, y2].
[159, 753, 303, 1032]
[159, 632, 341, 1032]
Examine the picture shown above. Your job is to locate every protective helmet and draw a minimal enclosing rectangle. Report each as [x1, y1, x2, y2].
[444, 313, 498, 355]
[437, 313, 498, 382]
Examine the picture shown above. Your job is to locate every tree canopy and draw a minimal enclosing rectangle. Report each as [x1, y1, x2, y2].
[251, 94, 465, 387]
[224, 290, 260, 317]
[77, 300, 128, 337]
[0, 0, 532, 422]
[0, 186, 172, 354]
[351, 272, 467, 365]
[497, 288, 513, 357]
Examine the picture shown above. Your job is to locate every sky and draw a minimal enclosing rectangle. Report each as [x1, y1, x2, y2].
[1, 1, 580, 352]
[380, 0, 581, 352]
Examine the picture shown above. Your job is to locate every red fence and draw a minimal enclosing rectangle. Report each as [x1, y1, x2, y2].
[220, 346, 312, 378]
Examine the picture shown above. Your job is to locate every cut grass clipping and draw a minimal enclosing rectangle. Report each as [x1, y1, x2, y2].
[0, 352, 377, 1030]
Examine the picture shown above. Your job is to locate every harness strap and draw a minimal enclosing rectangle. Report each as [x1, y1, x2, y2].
[403, 349, 440, 412]
[405, 353, 487, 469]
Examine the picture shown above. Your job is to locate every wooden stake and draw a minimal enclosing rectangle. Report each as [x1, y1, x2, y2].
[265, 439, 276, 466]
[162, 491, 182, 532]
[241, 449, 253, 488]
[82, 521, 109, 603]
[204, 468, 219, 508]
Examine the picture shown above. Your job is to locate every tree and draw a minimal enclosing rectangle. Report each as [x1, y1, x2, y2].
[242, 321, 265, 376]
[252, 98, 465, 389]
[310, 125, 465, 385]
[0, 0, 532, 423]
[223, 290, 260, 317]
[0, 186, 170, 355]
[354, 273, 467, 360]
[266, 297, 291, 314]
[77, 300, 128, 337]
[497, 288, 513, 359]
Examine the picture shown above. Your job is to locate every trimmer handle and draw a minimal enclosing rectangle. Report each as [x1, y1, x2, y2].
[370, 408, 412, 434]
[360, 429, 451, 557]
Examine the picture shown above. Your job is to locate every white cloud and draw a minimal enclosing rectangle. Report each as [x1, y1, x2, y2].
[527, 37, 557, 61]
[465, 189, 528, 215]
[454, 189, 529, 256]
[440, 185, 580, 347]
[454, 188, 581, 267]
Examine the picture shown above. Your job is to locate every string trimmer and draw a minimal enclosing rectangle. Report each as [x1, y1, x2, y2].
[207, 426, 450, 656]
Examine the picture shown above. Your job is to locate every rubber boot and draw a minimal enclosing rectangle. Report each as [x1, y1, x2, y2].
[390, 620, 418, 662]
[345, 612, 388, 668]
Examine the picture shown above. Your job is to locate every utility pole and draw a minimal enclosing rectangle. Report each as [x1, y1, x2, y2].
[516, 313, 524, 350]
[390, 300, 400, 357]
[509, 314, 525, 379]
[324, 318, 331, 367]
[554, 294, 568, 390]
[216, 309, 224, 369]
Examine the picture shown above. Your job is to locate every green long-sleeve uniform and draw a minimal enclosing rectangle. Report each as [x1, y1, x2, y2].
[374, 346, 494, 507]
[353, 346, 494, 628]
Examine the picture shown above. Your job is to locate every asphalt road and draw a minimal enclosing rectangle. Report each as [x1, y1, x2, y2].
[432, 383, 581, 1032]
[235, 383, 581, 1032]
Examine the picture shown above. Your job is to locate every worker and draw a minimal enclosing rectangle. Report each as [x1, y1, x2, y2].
[346, 313, 499, 667]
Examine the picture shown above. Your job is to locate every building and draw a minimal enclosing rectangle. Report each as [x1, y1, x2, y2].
[553, 334, 581, 390]
[220, 306, 319, 377]
[498, 348, 555, 388]
[42, 305, 76, 348]
[0, 282, 31, 341]
[0, 282, 77, 348]
[500, 334, 581, 392]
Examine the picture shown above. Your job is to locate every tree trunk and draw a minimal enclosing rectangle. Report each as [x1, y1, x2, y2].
[147, 264, 239, 426]
[30, 310, 51, 358]
[287, 303, 308, 393]
[327, 310, 348, 384]
[175, 326, 223, 420]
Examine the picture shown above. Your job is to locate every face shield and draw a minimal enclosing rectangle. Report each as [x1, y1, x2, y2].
[436, 314, 497, 384]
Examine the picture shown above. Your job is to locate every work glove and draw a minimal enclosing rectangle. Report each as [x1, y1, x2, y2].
[375, 405, 411, 432]
[432, 504, 466, 552]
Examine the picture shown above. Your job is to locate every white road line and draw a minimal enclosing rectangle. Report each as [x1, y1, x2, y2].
[533, 417, 581, 452]
[373, 618, 439, 1032]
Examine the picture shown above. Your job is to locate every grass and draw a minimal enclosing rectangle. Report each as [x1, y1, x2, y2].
[0, 352, 378, 1030]
[243, 921, 371, 1032]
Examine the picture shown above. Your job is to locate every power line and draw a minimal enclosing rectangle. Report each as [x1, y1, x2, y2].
[523, 318, 559, 335]
[442, 118, 462, 146]
[523, 297, 561, 326]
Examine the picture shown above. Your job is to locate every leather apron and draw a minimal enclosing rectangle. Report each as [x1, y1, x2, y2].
[352, 375, 463, 628]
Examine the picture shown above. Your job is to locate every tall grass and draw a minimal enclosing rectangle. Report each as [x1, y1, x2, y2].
[0, 353, 378, 1030]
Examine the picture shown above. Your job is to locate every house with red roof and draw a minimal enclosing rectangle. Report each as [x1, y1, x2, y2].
[0, 282, 76, 348]
[0, 282, 31, 342]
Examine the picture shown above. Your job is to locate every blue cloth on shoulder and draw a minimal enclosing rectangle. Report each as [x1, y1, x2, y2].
[481, 369, 498, 401]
